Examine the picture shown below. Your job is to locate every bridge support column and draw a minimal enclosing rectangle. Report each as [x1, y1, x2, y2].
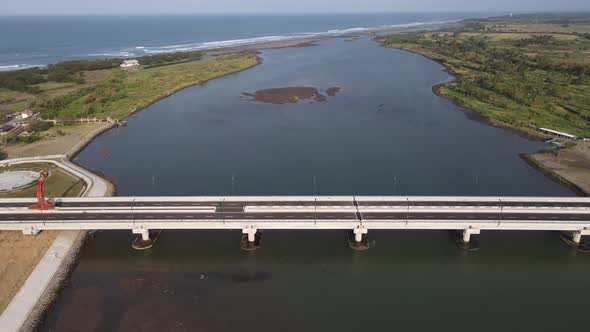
[349, 226, 369, 251]
[572, 231, 582, 244]
[132, 228, 154, 250]
[455, 228, 480, 251]
[240, 227, 261, 251]
[559, 230, 590, 252]
[22, 227, 40, 236]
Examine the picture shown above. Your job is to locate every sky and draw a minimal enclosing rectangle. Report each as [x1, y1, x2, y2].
[2, 0, 590, 15]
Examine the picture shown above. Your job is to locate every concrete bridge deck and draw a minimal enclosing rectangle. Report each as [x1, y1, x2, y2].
[1, 196, 590, 246]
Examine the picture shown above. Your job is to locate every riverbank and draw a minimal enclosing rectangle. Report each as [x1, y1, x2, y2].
[0, 157, 112, 331]
[0, 116, 115, 328]
[0, 230, 59, 314]
[3, 123, 109, 159]
[377, 15, 590, 137]
[522, 142, 590, 196]
[377, 14, 590, 196]
[0, 52, 261, 166]
[0, 47, 263, 331]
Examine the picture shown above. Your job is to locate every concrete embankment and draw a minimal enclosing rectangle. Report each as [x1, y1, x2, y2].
[66, 122, 116, 160]
[0, 157, 112, 331]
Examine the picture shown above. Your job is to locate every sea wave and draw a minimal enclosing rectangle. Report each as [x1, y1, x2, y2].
[0, 64, 42, 72]
[87, 52, 136, 57]
[136, 19, 457, 55]
[141, 35, 302, 54]
[1, 19, 458, 72]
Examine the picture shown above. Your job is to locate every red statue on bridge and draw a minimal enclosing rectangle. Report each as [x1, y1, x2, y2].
[31, 171, 55, 210]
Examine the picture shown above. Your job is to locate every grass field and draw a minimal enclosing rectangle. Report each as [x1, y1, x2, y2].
[0, 52, 259, 154]
[30, 53, 259, 120]
[0, 52, 258, 120]
[3, 123, 107, 159]
[0, 69, 114, 117]
[378, 16, 590, 137]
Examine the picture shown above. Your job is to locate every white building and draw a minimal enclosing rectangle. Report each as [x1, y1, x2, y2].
[20, 110, 32, 120]
[539, 127, 577, 140]
[120, 59, 140, 68]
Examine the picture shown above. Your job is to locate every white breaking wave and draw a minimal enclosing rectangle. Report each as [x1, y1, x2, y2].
[0, 64, 42, 72]
[141, 35, 302, 54]
[136, 19, 458, 55]
[87, 51, 136, 57]
[1, 19, 459, 72]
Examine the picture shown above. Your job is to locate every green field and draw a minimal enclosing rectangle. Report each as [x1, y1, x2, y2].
[0, 163, 85, 198]
[0, 52, 258, 119]
[0, 51, 258, 153]
[377, 16, 590, 137]
[29, 53, 259, 120]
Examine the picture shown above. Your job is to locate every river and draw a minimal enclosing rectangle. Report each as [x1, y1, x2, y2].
[41, 37, 589, 331]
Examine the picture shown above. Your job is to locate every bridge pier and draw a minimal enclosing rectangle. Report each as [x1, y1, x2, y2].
[22, 227, 40, 236]
[559, 230, 590, 252]
[240, 227, 261, 251]
[455, 228, 480, 251]
[349, 226, 369, 251]
[132, 228, 154, 250]
[573, 231, 582, 244]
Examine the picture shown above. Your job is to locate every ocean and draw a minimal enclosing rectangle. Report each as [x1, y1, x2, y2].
[0, 13, 491, 70]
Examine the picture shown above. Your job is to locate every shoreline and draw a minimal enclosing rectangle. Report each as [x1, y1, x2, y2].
[18, 230, 89, 332]
[0, 157, 112, 331]
[126, 52, 263, 119]
[0, 20, 464, 72]
[519, 153, 589, 196]
[55, 21, 462, 190]
[375, 34, 589, 197]
[378, 41, 548, 142]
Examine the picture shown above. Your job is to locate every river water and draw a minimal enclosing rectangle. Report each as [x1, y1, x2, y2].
[41, 37, 590, 331]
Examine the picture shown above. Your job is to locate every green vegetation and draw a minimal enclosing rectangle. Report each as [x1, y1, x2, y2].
[28, 52, 257, 119]
[12, 121, 55, 144]
[378, 15, 590, 136]
[0, 52, 256, 121]
[0, 163, 85, 198]
[138, 50, 205, 68]
[0, 51, 204, 94]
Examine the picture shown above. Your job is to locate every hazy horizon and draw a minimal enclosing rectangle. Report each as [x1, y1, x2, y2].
[2, 0, 590, 16]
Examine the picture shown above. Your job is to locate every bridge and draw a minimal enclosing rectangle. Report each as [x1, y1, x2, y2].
[1, 195, 590, 250]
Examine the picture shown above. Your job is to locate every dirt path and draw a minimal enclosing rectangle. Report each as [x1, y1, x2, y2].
[4, 123, 107, 159]
[528, 142, 590, 195]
